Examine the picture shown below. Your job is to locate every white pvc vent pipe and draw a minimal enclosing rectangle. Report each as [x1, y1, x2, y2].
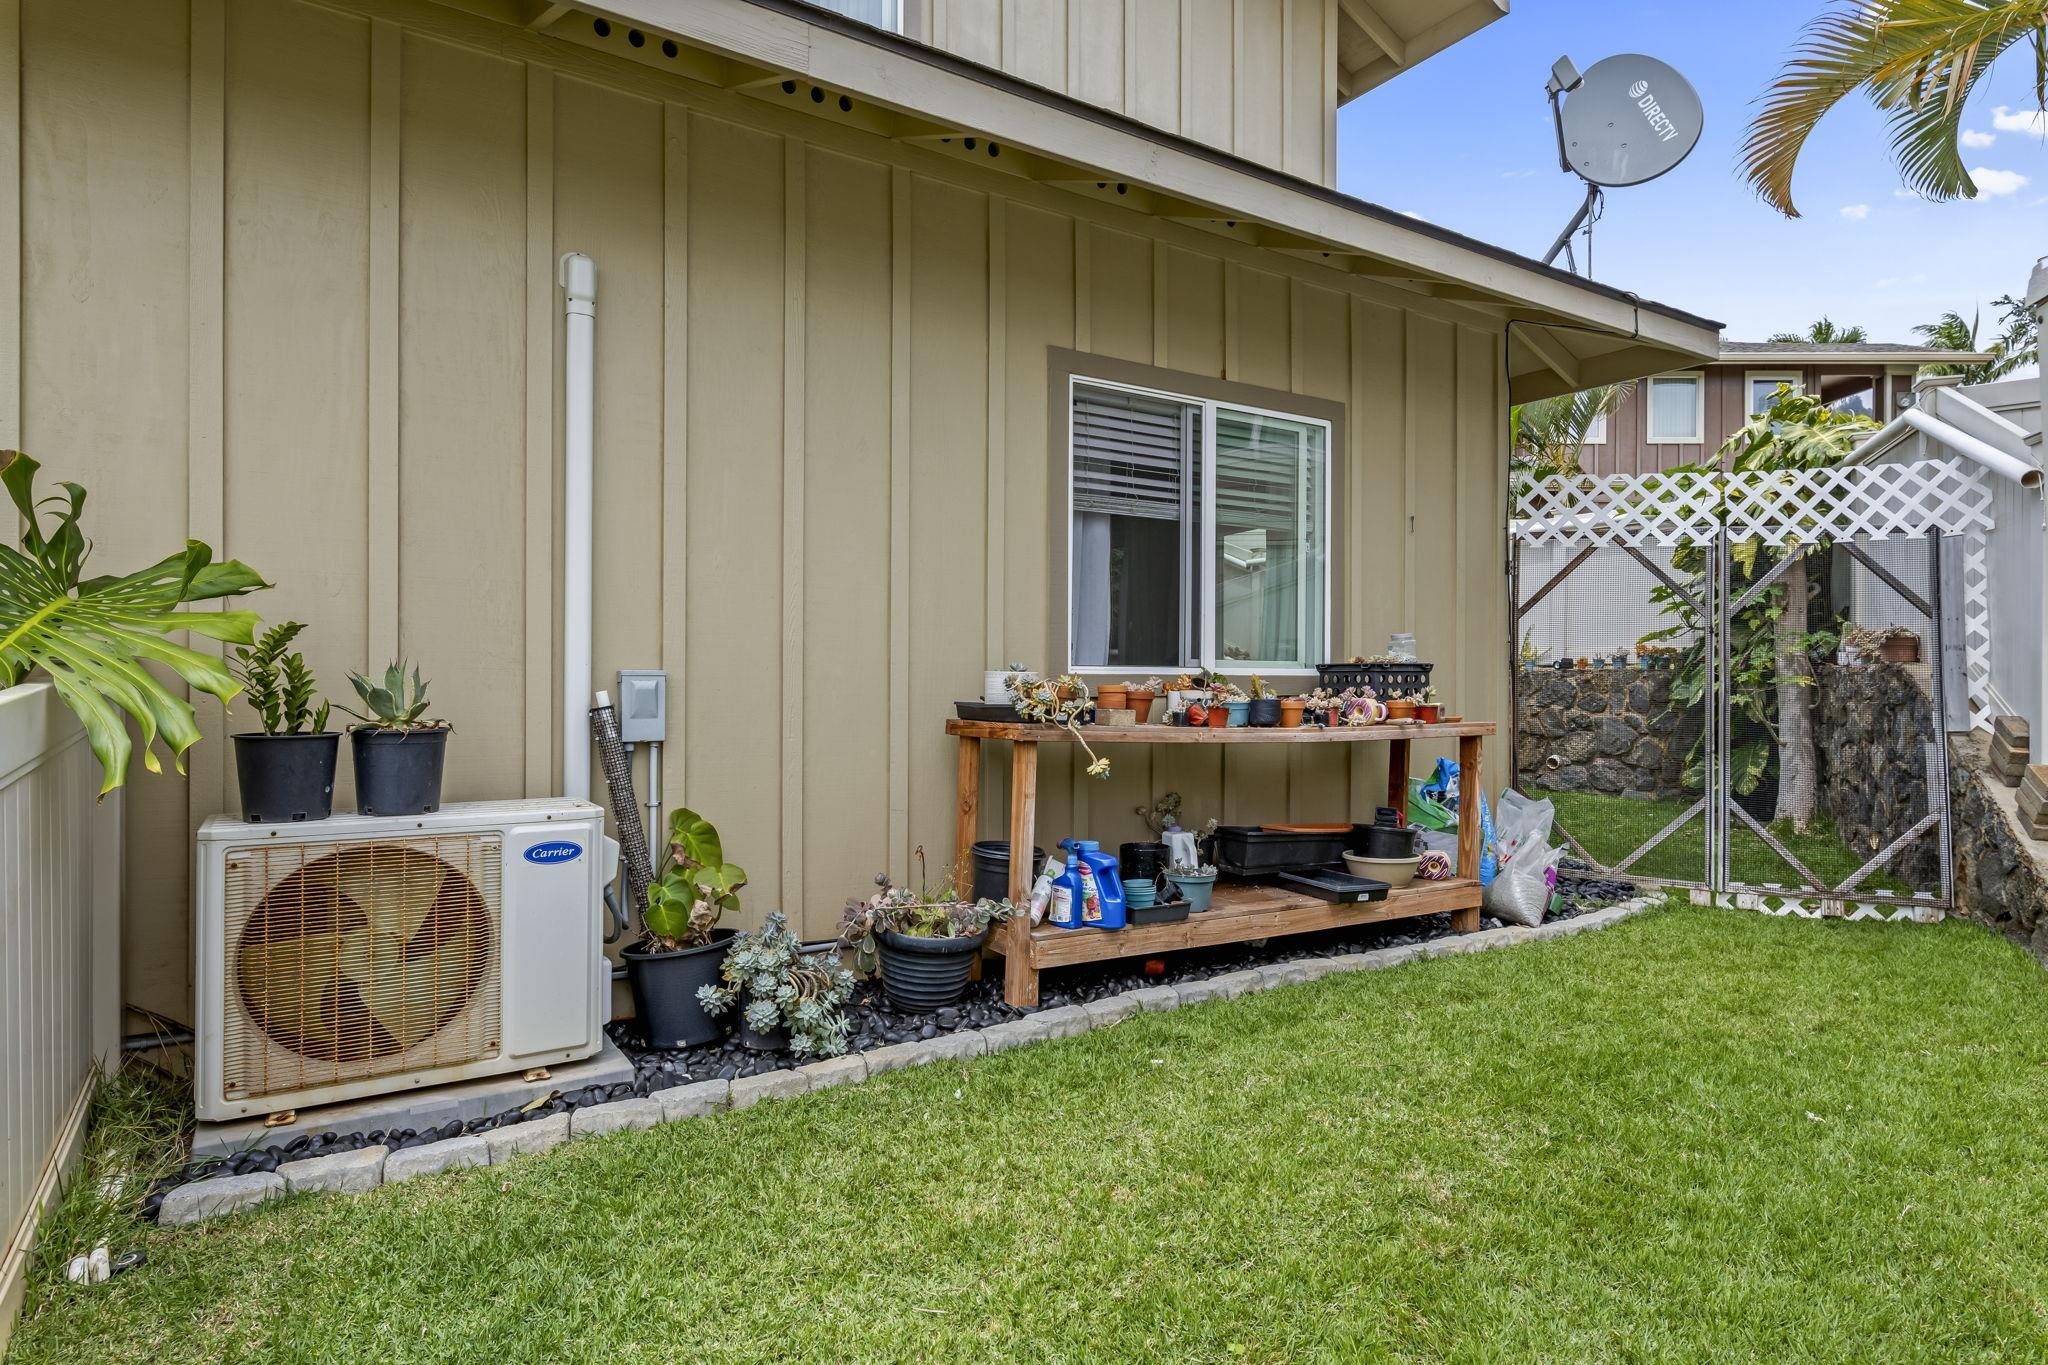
[558, 252, 596, 802]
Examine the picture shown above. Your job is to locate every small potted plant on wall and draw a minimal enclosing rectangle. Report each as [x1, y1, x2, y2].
[341, 661, 449, 816]
[230, 621, 337, 823]
[624, 808, 748, 1047]
[698, 910, 856, 1056]
[1165, 858, 1218, 912]
[840, 850, 1019, 1012]
[1246, 675, 1282, 727]
[1009, 672, 1111, 778]
[1124, 678, 1161, 724]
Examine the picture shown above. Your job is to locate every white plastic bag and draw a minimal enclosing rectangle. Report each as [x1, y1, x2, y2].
[1486, 844, 1561, 927]
[1492, 789, 1555, 875]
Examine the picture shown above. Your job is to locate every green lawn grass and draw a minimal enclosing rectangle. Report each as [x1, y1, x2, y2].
[14, 905, 2048, 1363]
[1547, 789, 1918, 894]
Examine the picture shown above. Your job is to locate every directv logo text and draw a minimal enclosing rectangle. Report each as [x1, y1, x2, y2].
[1629, 80, 1682, 143]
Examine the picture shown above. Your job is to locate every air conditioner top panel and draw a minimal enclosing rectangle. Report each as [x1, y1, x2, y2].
[200, 797, 602, 845]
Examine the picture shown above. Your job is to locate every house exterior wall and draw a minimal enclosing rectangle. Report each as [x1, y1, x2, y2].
[1581, 362, 1903, 475]
[8, 0, 1508, 1024]
[913, 0, 1338, 185]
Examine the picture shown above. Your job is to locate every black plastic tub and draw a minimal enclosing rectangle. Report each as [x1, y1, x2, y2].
[1212, 825, 1350, 876]
[878, 929, 987, 1012]
[970, 840, 1046, 904]
[232, 731, 339, 823]
[1118, 841, 1168, 880]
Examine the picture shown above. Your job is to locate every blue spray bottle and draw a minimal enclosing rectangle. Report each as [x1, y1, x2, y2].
[1061, 838, 1126, 931]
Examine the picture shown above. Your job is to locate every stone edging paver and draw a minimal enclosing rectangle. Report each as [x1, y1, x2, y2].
[157, 895, 1664, 1225]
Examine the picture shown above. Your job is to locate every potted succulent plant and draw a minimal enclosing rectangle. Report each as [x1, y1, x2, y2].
[1213, 679, 1251, 726]
[1278, 694, 1307, 728]
[623, 808, 748, 1047]
[340, 661, 449, 816]
[1246, 675, 1282, 727]
[840, 851, 1019, 1012]
[1413, 685, 1442, 724]
[1094, 681, 1130, 714]
[1009, 672, 1110, 778]
[1385, 690, 1416, 721]
[1124, 678, 1162, 724]
[1165, 859, 1218, 912]
[698, 910, 857, 1056]
[229, 620, 337, 823]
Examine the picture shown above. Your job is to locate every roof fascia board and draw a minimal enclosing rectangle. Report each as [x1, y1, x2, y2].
[1342, 0, 1509, 100]
[590, 0, 1717, 357]
[1718, 349, 1994, 365]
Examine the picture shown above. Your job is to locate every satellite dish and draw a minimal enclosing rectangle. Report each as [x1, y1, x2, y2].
[1540, 54, 1704, 271]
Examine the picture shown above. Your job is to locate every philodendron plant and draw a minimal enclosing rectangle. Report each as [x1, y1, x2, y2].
[0, 452, 267, 794]
[643, 807, 749, 951]
[231, 621, 329, 735]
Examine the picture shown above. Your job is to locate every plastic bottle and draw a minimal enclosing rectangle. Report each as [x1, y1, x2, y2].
[1028, 855, 1062, 925]
[1066, 838, 1127, 931]
[1047, 851, 1081, 929]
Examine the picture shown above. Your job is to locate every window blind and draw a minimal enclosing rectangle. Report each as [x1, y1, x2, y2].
[1648, 377, 1700, 441]
[1072, 386, 1193, 521]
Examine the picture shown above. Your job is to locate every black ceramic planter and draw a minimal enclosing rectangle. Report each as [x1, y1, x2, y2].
[232, 732, 340, 823]
[352, 727, 448, 816]
[623, 929, 737, 1048]
[1247, 697, 1282, 727]
[877, 929, 986, 1012]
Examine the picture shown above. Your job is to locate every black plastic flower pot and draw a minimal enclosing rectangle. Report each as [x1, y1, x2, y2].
[738, 1017, 790, 1053]
[232, 732, 340, 823]
[970, 840, 1046, 904]
[1247, 697, 1282, 727]
[877, 929, 987, 1012]
[623, 929, 736, 1048]
[351, 727, 449, 816]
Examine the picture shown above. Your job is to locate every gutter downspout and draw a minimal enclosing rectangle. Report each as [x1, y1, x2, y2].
[1852, 406, 2041, 488]
[2029, 256, 2048, 745]
[559, 253, 596, 802]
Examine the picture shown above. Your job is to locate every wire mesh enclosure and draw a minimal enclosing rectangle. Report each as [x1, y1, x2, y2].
[1511, 461, 1993, 920]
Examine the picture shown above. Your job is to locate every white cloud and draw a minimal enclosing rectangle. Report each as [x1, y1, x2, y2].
[1960, 128, 1996, 148]
[1970, 166, 2031, 197]
[1838, 203, 1870, 221]
[1991, 106, 2048, 137]
[1499, 169, 1536, 180]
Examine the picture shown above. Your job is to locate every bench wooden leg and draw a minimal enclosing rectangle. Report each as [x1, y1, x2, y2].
[1002, 742, 1040, 1007]
[957, 737, 983, 980]
[1453, 730, 1484, 933]
[1388, 737, 1410, 823]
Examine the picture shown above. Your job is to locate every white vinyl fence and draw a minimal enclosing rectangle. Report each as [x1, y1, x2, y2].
[0, 682, 120, 1350]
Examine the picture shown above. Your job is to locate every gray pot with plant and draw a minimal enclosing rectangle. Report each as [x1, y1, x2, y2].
[230, 620, 338, 822]
[342, 660, 449, 816]
[840, 860, 1021, 1012]
[623, 808, 748, 1048]
[698, 910, 857, 1056]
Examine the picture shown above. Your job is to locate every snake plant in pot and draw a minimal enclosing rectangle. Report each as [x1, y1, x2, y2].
[341, 660, 448, 815]
[624, 808, 749, 1047]
[230, 621, 336, 822]
[0, 453, 267, 795]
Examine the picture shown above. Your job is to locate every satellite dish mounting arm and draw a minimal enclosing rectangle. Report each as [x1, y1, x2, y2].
[1542, 183, 1599, 269]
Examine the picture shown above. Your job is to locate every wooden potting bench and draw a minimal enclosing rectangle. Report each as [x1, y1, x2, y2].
[946, 718, 1492, 1006]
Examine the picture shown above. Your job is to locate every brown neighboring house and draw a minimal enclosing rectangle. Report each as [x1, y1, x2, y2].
[1579, 341, 1994, 474]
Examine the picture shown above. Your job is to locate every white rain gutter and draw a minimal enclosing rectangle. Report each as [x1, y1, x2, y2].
[558, 252, 596, 802]
[1852, 405, 2041, 488]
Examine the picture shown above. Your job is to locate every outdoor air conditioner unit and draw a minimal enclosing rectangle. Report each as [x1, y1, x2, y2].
[194, 799, 610, 1122]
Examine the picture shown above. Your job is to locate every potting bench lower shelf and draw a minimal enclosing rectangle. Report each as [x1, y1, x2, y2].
[946, 717, 1492, 1006]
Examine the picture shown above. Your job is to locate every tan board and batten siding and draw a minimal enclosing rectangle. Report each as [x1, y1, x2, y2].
[916, 0, 1339, 185]
[12, 0, 1506, 1023]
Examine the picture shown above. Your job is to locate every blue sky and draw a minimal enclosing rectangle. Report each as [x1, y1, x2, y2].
[1339, 1, 2047, 350]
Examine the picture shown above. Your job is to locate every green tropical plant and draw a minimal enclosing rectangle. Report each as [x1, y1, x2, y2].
[643, 807, 748, 950]
[341, 660, 441, 730]
[1915, 295, 2040, 380]
[1742, 0, 2048, 216]
[1766, 317, 1869, 345]
[1509, 383, 1633, 476]
[0, 451, 267, 794]
[697, 911, 857, 1058]
[231, 621, 329, 735]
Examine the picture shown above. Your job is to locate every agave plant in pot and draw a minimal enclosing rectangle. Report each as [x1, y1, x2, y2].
[840, 850, 1020, 1012]
[698, 910, 857, 1056]
[341, 661, 449, 816]
[624, 808, 748, 1047]
[229, 621, 336, 822]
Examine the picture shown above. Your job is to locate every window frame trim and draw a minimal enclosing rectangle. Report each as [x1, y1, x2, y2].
[1744, 369, 1803, 418]
[1051, 350, 1345, 682]
[1644, 371, 1707, 446]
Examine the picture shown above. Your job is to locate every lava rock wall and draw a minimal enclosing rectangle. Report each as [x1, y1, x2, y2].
[1813, 661, 1940, 889]
[1948, 731, 2048, 958]
[1515, 668, 1698, 799]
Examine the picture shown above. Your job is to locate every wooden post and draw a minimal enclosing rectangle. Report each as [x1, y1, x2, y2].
[954, 736, 981, 869]
[1387, 737, 1410, 822]
[1003, 740, 1040, 1007]
[1452, 731, 1484, 932]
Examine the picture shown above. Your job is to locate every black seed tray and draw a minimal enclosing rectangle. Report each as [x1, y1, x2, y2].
[1212, 825, 1350, 876]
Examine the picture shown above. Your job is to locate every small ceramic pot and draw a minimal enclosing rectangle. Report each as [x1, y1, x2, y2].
[1879, 635, 1920, 665]
[1094, 684, 1129, 713]
[1385, 698, 1416, 721]
[1278, 698, 1306, 728]
[1246, 697, 1281, 727]
[1126, 690, 1156, 724]
[1167, 871, 1217, 912]
[1223, 700, 1250, 727]
[1203, 703, 1229, 729]
[1414, 703, 1441, 723]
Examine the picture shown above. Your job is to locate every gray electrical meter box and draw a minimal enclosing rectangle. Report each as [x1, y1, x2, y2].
[615, 669, 668, 743]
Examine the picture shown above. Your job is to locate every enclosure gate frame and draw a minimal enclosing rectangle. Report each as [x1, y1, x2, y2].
[1510, 461, 1994, 922]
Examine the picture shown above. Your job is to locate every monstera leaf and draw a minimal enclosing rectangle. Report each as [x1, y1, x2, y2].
[0, 452, 267, 794]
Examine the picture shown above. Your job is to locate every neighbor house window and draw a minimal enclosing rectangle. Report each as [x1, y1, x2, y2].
[1069, 378, 1329, 674]
[798, 0, 903, 32]
[1646, 374, 1704, 443]
[1746, 372, 1802, 416]
[1583, 411, 1608, 445]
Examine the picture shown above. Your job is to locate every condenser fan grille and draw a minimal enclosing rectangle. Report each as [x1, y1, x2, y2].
[223, 834, 502, 1102]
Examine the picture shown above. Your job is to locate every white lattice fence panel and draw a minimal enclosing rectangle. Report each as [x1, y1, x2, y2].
[1514, 471, 1722, 548]
[1692, 887, 1944, 924]
[1964, 532, 1991, 724]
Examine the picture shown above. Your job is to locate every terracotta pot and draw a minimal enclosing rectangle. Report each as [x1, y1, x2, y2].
[1205, 702, 1230, 728]
[1055, 683, 1082, 703]
[1414, 703, 1441, 723]
[1879, 634, 1920, 665]
[1184, 701, 1210, 727]
[1278, 698, 1306, 728]
[1385, 698, 1416, 721]
[1126, 690, 1156, 723]
[1095, 684, 1129, 713]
